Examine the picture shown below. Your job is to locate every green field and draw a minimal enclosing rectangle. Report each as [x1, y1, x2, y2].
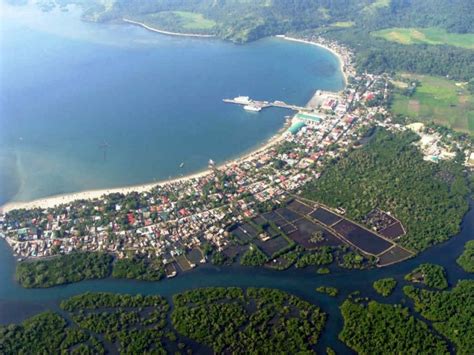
[364, 0, 390, 11]
[391, 74, 474, 134]
[330, 21, 355, 28]
[171, 11, 216, 31]
[373, 27, 474, 49]
[133, 11, 216, 34]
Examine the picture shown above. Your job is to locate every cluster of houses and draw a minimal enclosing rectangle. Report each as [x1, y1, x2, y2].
[0, 38, 419, 266]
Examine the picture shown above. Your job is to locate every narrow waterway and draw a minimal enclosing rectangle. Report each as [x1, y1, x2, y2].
[1, 201, 472, 352]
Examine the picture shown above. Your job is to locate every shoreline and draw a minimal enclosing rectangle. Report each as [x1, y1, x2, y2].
[1, 36, 350, 214]
[0, 123, 289, 213]
[276, 35, 348, 86]
[122, 18, 216, 38]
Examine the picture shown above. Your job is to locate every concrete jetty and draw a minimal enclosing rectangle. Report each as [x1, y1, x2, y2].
[223, 96, 311, 113]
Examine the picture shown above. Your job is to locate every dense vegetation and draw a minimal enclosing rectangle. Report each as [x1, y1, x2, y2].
[240, 245, 268, 266]
[64, 294, 173, 353]
[456, 240, 474, 273]
[172, 287, 326, 353]
[339, 300, 448, 354]
[324, 27, 474, 81]
[33, 0, 474, 81]
[301, 129, 470, 252]
[404, 280, 474, 354]
[16, 252, 112, 288]
[373, 277, 397, 296]
[0, 312, 104, 354]
[112, 255, 165, 281]
[405, 263, 449, 290]
[46, 0, 473, 80]
[72, 0, 373, 43]
[2, 289, 328, 353]
[295, 247, 333, 268]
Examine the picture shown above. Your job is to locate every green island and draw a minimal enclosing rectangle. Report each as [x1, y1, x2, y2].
[301, 129, 470, 252]
[316, 267, 330, 275]
[315, 286, 338, 297]
[373, 277, 397, 296]
[456, 240, 474, 273]
[2, 288, 326, 353]
[404, 280, 474, 354]
[405, 263, 449, 290]
[339, 299, 449, 354]
[172, 287, 326, 353]
[16, 252, 112, 288]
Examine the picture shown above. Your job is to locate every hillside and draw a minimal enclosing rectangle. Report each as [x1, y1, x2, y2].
[35, 0, 474, 80]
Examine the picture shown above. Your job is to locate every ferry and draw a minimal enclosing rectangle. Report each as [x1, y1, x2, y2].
[234, 96, 250, 104]
[244, 105, 262, 112]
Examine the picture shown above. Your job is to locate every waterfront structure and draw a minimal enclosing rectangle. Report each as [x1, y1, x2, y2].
[1, 36, 468, 272]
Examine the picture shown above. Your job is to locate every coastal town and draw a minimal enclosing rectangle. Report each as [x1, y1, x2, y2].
[1, 35, 471, 276]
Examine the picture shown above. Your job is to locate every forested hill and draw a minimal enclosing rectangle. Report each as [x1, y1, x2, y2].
[81, 0, 372, 42]
[73, 0, 474, 38]
[361, 0, 474, 33]
[29, 0, 474, 80]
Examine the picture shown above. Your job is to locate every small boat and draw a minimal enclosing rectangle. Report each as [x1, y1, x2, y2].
[179, 162, 185, 168]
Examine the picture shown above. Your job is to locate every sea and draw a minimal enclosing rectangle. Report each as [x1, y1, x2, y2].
[0, 1, 344, 205]
[3, 3, 472, 353]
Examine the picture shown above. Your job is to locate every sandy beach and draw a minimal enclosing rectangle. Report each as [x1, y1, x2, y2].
[0, 122, 289, 213]
[122, 18, 216, 38]
[1, 35, 348, 214]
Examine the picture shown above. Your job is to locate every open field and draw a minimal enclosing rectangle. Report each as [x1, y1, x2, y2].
[373, 27, 474, 49]
[364, 0, 390, 13]
[329, 21, 354, 28]
[391, 73, 474, 134]
[131, 11, 216, 35]
[171, 11, 216, 31]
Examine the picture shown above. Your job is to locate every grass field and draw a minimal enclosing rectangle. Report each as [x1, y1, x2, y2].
[364, 0, 390, 12]
[171, 11, 216, 31]
[391, 74, 474, 134]
[330, 21, 355, 28]
[135, 11, 216, 34]
[373, 27, 474, 49]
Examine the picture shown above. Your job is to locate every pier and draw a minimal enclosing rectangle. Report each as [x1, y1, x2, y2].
[223, 96, 311, 113]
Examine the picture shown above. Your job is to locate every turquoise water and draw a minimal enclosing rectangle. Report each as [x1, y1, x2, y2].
[0, 2, 344, 204]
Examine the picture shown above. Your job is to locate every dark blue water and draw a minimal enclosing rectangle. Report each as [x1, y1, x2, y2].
[0, 2, 344, 204]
